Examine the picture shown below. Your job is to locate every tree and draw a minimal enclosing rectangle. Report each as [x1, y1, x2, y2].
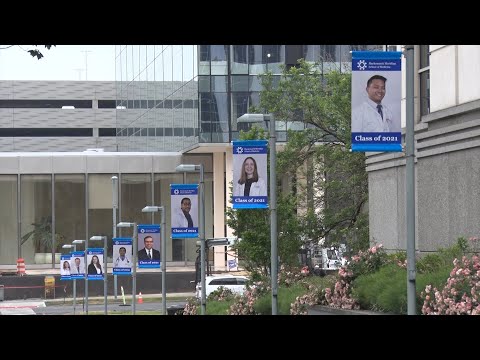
[255, 59, 369, 254]
[226, 126, 302, 275]
[0, 45, 55, 59]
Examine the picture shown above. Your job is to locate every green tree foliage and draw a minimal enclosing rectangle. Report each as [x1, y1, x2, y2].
[226, 127, 302, 275]
[255, 59, 369, 254]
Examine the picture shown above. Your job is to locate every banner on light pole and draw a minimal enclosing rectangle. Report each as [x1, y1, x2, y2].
[170, 184, 199, 238]
[60, 254, 72, 280]
[351, 51, 403, 152]
[137, 224, 161, 268]
[232, 140, 268, 209]
[86, 248, 105, 281]
[112, 237, 133, 275]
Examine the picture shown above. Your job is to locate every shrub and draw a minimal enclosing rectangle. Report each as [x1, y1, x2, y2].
[421, 255, 480, 315]
[324, 243, 388, 309]
[182, 297, 199, 315]
[207, 286, 235, 302]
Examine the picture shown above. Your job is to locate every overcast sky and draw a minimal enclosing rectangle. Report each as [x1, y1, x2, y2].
[0, 45, 116, 81]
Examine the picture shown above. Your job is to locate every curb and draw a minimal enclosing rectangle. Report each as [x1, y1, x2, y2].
[308, 305, 388, 315]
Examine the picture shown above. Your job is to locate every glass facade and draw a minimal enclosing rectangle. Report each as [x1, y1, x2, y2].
[115, 45, 386, 152]
[115, 45, 199, 152]
[0, 167, 213, 266]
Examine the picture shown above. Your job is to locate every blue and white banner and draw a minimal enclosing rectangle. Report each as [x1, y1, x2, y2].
[170, 184, 199, 238]
[60, 254, 72, 280]
[70, 251, 85, 279]
[137, 224, 161, 268]
[351, 51, 403, 152]
[232, 140, 268, 209]
[112, 238, 133, 275]
[86, 248, 104, 280]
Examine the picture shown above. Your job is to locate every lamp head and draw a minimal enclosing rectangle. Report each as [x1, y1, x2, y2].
[175, 164, 198, 172]
[142, 206, 161, 213]
[117, 222, 135, 228]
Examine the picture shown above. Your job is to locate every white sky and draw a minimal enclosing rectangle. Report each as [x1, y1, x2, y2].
[0, 45, 116, 81]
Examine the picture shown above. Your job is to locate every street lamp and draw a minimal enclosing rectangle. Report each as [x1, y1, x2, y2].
[117, 221, 138, 315]
[90, 235, 108, 315]
[237, 112, 278, 315]
[142, 205, 167, 315]
[175, 163, 206, 315]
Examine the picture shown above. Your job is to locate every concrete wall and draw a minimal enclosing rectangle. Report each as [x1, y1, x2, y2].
[367, 100, 480, 252]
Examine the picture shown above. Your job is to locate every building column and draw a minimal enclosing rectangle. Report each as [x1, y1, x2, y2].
[213, 152, 226, 271]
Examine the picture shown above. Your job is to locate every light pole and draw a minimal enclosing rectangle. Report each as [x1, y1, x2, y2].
[63, 240, 84, 315]
[404, 45, 417, 315]
[90, 235, 108, 315]
[175, 163, 206, 315]
[117, 221, 138, 315]
[237, 112, 278, 315]
[112, 176, 118, 299]
[142, 205, 167, 315]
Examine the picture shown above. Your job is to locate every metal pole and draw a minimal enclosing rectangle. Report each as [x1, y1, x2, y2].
[85, 238, 88, 315]
[405, 45, 416, 315]
[199, 164, 206, 315]
[73, 244, 77, 315]
[132, 223, 137, 315]
[104, 236, 108, 315]
[161, 207, 167, 315]
[112, 176, 118, 299]
[269, 113, 278, 315]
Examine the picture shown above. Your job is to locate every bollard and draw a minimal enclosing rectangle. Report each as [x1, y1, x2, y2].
[16, 258, 26, 276]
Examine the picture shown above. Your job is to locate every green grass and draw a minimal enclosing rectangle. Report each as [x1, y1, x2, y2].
[254, 283, 310, 315]
[206, 299, 235, 315]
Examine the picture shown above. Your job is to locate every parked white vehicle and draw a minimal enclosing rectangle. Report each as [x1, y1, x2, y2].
[195, 275, 249, 299]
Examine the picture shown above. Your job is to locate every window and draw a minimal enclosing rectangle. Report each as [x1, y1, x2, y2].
[419, 45, 430, 116]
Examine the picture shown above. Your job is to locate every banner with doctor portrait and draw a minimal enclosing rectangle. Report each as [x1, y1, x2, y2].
[86, 248, 104, 281]
[137, 224, 161, 268]
[60, 254, 72, 280]
[232, 140, 268, 209]
[112, 238, 133, 275]
[351, 51, 402, 152]
[170, 184, 199, 238]
[70, 251, 85, 280]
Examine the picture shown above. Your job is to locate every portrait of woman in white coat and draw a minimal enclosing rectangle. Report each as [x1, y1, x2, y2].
[234, 156, 267, 197]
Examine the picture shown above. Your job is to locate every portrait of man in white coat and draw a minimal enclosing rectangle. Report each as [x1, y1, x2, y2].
[351, 74, 400, 133]
[172, 197, 197, 228]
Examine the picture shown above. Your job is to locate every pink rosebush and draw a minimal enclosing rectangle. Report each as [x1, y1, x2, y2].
[421, 255, 480, 315]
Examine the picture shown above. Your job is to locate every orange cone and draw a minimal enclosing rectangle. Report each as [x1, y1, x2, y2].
[138, 292, 143, 304]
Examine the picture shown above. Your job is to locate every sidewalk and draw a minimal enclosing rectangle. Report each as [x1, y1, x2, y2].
[42, 292, 196, 305]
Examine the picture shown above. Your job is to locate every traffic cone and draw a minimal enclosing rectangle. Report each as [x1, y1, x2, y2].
[138, 292, 143, 304]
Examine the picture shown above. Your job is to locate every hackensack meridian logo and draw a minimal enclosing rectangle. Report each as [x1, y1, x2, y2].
[357, 59, 367, 70]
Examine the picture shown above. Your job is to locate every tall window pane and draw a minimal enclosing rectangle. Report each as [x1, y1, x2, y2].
[21, 175, 52, 265]
[55, 174, 86, 252]
[0, 175, 17, 265]
[88, 174, 116, 258]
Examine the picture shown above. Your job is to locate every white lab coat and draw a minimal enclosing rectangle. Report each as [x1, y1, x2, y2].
[234, 177, 267, 197]
[172, 208, 196, 228]
[114, 256, 132, 268]
[352, 99, 394, 133]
